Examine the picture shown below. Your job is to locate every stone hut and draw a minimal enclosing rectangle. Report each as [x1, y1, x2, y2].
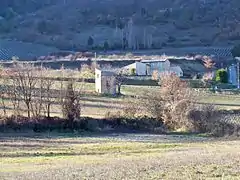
[95, 68, 116, 95]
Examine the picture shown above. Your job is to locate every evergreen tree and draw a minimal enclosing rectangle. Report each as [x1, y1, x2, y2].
[215, 69, 228, 83]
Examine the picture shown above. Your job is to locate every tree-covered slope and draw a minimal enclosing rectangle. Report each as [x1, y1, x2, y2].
[0, 0, 240, 50]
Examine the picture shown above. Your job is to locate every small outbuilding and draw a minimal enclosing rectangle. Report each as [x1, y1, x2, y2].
[95, 68, 116, 95]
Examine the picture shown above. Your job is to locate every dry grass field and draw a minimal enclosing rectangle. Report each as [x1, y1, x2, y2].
[0, 133, 239, 180]
[0, 80, 240, 118]
[0, 69, 239, 180]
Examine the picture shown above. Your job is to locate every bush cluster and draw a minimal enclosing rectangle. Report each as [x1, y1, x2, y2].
[215, 69, 228, 83]
[0, 115, 165, 133]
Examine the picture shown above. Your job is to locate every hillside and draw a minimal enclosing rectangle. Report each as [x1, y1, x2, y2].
[0, 39, 58, 60]
[0, 0, 240, 51]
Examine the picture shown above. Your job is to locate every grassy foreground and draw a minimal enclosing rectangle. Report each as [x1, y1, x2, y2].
[0, 133, 239, 180]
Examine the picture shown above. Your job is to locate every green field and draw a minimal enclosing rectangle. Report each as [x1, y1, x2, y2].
[0, 133, 239, 180]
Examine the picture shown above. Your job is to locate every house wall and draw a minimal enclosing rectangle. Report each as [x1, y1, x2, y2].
[95, 69, 116, 94]
[101, 76, 116, 94]
[95, 69, 102, 93]
[123, 62, 147, 75]
[144, 60, 171, 75]
[136, 62, 147, 75]
[170, 66, 183, 77]
[228, 65, 238, 85]
[123, 63, 137, 74]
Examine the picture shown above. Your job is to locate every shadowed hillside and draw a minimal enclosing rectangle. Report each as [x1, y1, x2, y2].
[0, 0, 240, 50]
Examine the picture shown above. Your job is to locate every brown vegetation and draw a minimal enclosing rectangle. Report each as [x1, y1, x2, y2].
[145, 73, 239, 136]
[62, 80, 81, 129]
[202, 56, 216, 69]
[146, 73, 194, 130]
[0, 62, 82, 120]
[0, 64, 239, 136]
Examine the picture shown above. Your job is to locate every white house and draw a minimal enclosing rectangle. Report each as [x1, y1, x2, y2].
[169, 66, 183, 77]
[122, 62, 147, 75]
[95, 68, 116, 95]
[141, 59, 171, 75]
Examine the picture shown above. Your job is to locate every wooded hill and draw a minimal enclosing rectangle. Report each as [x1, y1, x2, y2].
[0, 0, 240, 50]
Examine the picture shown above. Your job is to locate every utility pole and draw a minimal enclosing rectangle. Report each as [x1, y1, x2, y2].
[236, 57, 240, 89]
[238, 60, 240, 89]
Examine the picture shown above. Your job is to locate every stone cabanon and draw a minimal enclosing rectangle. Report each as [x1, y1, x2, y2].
[95, 68, 116, 95]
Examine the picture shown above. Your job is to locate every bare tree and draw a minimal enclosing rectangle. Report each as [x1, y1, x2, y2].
[11, 63, 38, 118]
[62, 79, 81, 128]
[59, 64, 65, 106]
[0, 91, 7, 116]
[146, 73, 195, 130]
[42, 69, 55, 118]
[151, 70, 159, 81]
[6, 69, 21, 116]
[31, 66, 45, 117]
[90, 61, 100, 73]
[80, 64, 95, 79]
[115, 69, 128, 95]
[145, 90, 164, 121]
[202, 56, 216, 69]
[28, 66, 56, 118]
[0, 70, 8, 116]
[123, 96, 143, 118]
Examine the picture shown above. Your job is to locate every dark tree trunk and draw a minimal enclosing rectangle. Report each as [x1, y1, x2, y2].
[47, 104, 50, 118]
[117, 85, 121, 95]
[26, 103, 30, 118]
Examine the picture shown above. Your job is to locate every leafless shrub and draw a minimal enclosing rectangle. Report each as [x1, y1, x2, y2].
[5, 69, 21, 116]
[41, 68, 55, 118]
[158, 73, 194, 130]
[62, 79, 81, 129]
[187, 104, 218, 132]
[202, 72, 214, 82]
[115, 69, 128, 95]
[80, 64, 95, 78]
[90, 61, 100, 72]
[188, 106, 240, 136]
[145, 91, 164, 121]
[9, 63, 38, 118]
[31, 67, 45, 117]
[202, 56, 216, 69]
[145, 73, 239, 136]
[123, 97, 143, 118]
[151, 70, 159, 81]
[0, 71, 9, 116]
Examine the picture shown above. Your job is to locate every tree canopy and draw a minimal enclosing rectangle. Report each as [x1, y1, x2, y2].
[215, 69, 228, 83]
